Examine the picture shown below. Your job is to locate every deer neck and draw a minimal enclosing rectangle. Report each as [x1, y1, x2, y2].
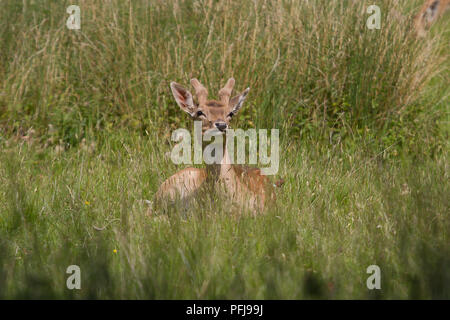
[204, 134, 234, 182]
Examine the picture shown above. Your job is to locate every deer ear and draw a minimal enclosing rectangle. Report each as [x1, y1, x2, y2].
[229, 87, 250, 116]
[170, 82, 196, 116]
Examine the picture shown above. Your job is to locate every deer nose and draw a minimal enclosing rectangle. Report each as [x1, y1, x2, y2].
[215, 122, 227, 132]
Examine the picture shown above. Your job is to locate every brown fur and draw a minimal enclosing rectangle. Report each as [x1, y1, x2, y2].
[155, 78, 278, 213]
[155, 167, 207, 202]
[414, 0, 449, 37]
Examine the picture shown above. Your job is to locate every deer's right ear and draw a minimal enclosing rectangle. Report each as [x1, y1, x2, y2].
[170, 82, 196, 116]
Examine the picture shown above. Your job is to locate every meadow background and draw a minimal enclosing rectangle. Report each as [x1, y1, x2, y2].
[0, 0, 448, 299]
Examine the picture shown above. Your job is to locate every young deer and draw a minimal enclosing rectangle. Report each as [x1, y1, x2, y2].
[155, 78, 281, 213]
[414, 0, 449, 37]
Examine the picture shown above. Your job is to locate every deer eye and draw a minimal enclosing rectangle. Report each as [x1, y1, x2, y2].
[227, 112, 234, 118]
[196, 110, 205, 118]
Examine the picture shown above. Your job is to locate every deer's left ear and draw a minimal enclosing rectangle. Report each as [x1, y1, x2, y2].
[229, 87, 250, 116]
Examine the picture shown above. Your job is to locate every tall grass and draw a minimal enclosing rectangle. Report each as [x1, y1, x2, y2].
[0, 0, 447, 153]
[0, 0, 448, 299]
[0, 132, 448, 299]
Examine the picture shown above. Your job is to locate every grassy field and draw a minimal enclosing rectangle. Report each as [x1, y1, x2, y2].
[0, 0, 449, 299]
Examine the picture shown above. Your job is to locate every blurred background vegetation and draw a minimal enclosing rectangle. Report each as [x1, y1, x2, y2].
[0, 0, 448, 299]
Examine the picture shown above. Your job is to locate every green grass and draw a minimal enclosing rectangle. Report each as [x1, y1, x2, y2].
[0, 0, 449, 299]
[0, 133, 448, 299]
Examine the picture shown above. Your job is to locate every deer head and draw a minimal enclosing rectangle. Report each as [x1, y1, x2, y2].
[170, 78, 250, 134]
